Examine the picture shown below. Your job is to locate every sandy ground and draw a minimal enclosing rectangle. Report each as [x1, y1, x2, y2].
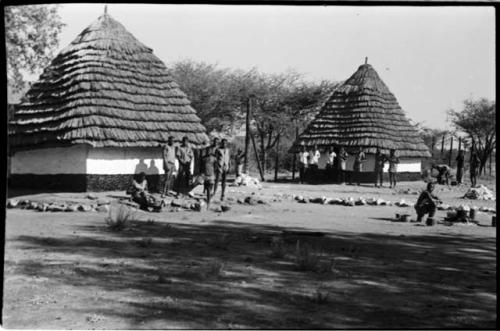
[3, 180, 497, 329]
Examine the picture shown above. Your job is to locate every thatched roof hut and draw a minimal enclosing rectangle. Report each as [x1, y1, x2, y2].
[8, 12, 209, 191]
[291, 63, 431, 158]
[9, 12, 209, 150]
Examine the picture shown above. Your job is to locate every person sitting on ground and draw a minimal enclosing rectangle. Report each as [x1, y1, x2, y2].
[201, 150, 217, 209]
[130, 172, 162, 212]
[432, 163, 451, 185]
[414, 182, 442, 223]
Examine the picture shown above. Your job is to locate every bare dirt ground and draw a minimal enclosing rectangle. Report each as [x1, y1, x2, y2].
[3, 179, 497, 329]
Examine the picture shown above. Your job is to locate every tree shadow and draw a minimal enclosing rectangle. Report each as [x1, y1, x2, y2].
[6, 219, 497, 329]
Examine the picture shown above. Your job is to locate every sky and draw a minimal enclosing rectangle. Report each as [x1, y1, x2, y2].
[40, 4, 498, 129]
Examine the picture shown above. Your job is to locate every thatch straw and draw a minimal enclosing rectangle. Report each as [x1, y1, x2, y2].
[291, 64, 431, 158]
[9, 13, 209, 150]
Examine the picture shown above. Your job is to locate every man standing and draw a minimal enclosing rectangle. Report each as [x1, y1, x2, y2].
[353, 147, 366, 185]
[455, 150, 465, 185]
[338, 147, 348, 184]
[298, 145, 309, 184]
[235, 148, 245, 177]
[414, 182, 442, 223]
[176, 136, 194, 192]
[388, 149, 400, 188]
[308, 145, 321, 183]
[161, 136, 177, 197]
[325, 146, 336, 182]
[214, 138, 230, 201]
[374, 148, 387, 188]
[470, 148, 480, 187]
[201, 150, 217, 209]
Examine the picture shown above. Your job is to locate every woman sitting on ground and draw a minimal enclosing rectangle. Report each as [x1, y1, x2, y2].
[414, 182, 442, 223]
[130, 172, 161, 212]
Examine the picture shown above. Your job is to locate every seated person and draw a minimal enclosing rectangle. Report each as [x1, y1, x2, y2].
[432, 164, 451, 185]
[130, 172, 162, 212]
[414, 182, 442, 223]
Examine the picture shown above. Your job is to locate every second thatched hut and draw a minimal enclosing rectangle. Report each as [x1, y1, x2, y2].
[291, 62, 431, 183]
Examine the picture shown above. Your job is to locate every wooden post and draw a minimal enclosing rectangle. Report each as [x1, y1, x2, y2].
[244, 97, 251, 174]
[431, 136, 435, 157]
[489, 152, 492, 175]
[291, 126, 298, 180]
[458, 137, 462, 153]
[250, 130, 265, 182]
[448, 136, 453, 166]
[274, 134, 280, 181]
[441, 134, 445, 158]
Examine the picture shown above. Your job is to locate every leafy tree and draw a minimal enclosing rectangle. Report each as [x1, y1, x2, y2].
[5, 5, 65, 93]
[448, 98, 496, 175]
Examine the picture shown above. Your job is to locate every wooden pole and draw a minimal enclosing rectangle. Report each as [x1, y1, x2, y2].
[458, 137, 462, 153]
[448, 136, 453, 166]
[274, 134, 280, 181]
[250, 130, 265, 182]
[441, 134, 445, 158]
[291, 126, 298, 180]
[489, 152, 492, 175]
[244, 97, 251, 174]
[431, 136, 435, 157]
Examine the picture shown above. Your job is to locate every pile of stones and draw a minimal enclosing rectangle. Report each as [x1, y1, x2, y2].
[6, 196, 112, 213]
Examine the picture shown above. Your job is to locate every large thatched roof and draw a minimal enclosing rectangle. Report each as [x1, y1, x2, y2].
[9, 12, 209, 150]
[292, 63, 431, 158]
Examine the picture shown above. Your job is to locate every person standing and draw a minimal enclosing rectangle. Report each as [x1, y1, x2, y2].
[455, 150, 465, 185]
[214, 138, 230, 201]
[201, 150, 217, 209]
[387, 149, 400, 188]
[298, 145, 309, 184]
[325, 146, 336, 182]
[161, 136, 177, 197]
[374, 148, 387, 187]
[308, 145, 321, 183]
[470, 148, 480, 187]
[352, 147, 366, 185]
[414, 182, 442, 223]
[235, 148, 245, 177]
[176, 136, 194, 192]
[338, 147, 348, 184]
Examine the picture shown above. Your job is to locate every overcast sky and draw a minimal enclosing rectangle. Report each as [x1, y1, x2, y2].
[53, 4, 495, 129]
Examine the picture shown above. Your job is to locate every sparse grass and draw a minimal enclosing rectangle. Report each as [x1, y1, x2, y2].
[207, 233, 232, 250]
[310, 286, 330, 304]
[206, 259, 226, 278]
[145, 218, 156, 225]
[294, 240, 322, 272]
[269, 237, 286, 258]
[105, 204, 135, 231]
[137, 237, 153, 248]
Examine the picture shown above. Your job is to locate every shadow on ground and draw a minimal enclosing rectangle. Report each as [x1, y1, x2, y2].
[8, 219, 497, 329]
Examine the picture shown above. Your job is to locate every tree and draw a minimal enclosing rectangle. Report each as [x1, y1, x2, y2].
[5, 5, 65, 93]
[448, 98, 496, 175]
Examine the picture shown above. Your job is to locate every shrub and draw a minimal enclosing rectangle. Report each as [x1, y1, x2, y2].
[105, 204, 135, 231]
[294, 240, 322, 272]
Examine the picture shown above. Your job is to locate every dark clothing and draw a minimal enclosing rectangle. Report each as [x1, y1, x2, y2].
[130, 179, 161, 212]
[299, 163, 307, 184]
[434, 164, 451, 185]
[415, 190, 440, 222]
[456, 153, 465, 168]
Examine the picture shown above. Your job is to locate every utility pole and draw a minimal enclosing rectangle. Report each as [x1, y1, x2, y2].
[244, 96, 252, 174]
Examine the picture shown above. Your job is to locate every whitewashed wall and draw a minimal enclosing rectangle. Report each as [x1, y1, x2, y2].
[86, 147, 193, 175]
[11, 145, 88, 174]
[317, 153, 421, 172]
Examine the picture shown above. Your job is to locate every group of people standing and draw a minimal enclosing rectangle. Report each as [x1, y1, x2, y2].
[298, 145, 400, 188]
[430, 147, 481, 187]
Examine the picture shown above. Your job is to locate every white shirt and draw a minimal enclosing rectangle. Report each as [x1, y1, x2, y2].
[327, 151, 336, 164]
[309, 150, 320, 165]
[299, 151, 309, 164]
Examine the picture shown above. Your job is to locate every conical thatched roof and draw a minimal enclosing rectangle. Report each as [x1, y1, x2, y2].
[292, 63, 431, 158]
[9, 13, 209, 150]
